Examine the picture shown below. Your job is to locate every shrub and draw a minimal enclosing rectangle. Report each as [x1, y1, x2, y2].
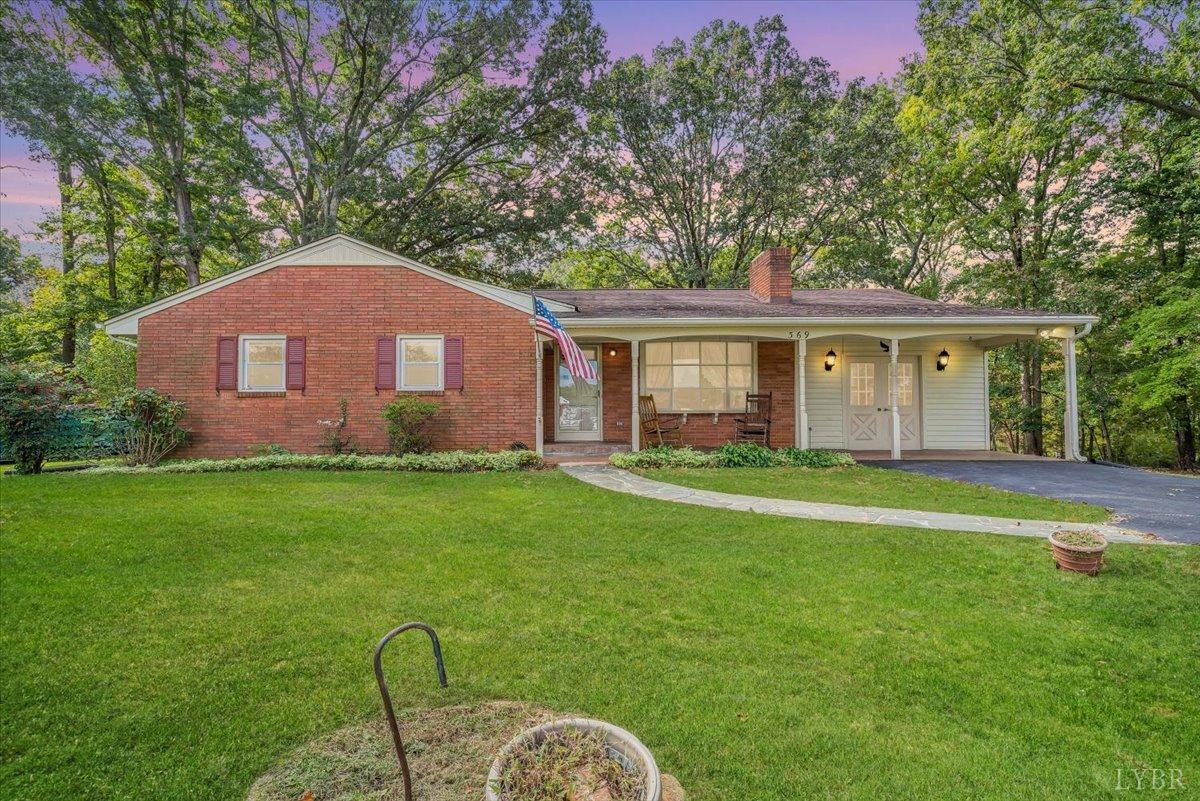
[83, 449, 543, 475]
[380, 395, 440, 454]
[317, 398, 354, 454]
[775, 448, 856, 468]
[251, 443, 292, 456]
[712, 441, 779, 467]
[110, 388, 188, 466]
[0, 365, 68, 474]
[609, 445, 715, 469]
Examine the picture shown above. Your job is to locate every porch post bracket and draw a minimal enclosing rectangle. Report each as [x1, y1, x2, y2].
[890, 338, 901, 460]
[794, 338, 808, 449]
[631, 340, 641, 452]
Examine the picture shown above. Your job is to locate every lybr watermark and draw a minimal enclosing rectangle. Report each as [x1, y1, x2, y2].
[1116, 768, 1186, 791]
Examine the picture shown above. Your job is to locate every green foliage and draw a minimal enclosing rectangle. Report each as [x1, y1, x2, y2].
[0, 365, 68, 474]
[610, 444, 854, 470]
[380, 395, 440, 454]
[250, 443, 292, 457]
[83, 449, 542, 475]
[75, 331, 136, 404]
[609, 446, 714, 469]
[774, 447, 856, 468]
[712, 441, 779, 468]
[110, 388, 187, 467]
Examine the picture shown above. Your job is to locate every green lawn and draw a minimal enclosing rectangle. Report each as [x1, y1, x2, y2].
[2, 471, 1196, 800]
[642, 466, 1110, 522]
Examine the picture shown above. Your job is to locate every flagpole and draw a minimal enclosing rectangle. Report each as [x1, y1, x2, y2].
[531, 290, 544, 456]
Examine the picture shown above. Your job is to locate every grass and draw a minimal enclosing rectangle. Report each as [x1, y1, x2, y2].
[2, 470, 1196, 800]
[641, 465, 1110, 522]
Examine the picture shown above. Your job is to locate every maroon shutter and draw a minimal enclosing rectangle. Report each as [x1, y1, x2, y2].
[444, 336, 463, 390]
[286, 336, 306, 391]
[216, 336, 237, 390]
[375, 337, 396, 390]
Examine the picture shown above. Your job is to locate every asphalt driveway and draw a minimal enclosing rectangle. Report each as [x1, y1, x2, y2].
[871, 460, 1200, 543]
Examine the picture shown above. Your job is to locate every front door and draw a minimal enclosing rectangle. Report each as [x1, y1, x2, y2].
[555, 345, 602, 441]
[847, 357, 921, 450]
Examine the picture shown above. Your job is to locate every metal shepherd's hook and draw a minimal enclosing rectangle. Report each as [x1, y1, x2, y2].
[373, 622, 449, 801]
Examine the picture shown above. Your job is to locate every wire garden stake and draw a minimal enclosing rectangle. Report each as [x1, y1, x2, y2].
[373, 622, 449, 801]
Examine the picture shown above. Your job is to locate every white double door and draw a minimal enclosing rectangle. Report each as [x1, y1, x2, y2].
[847, 357, 920, 451]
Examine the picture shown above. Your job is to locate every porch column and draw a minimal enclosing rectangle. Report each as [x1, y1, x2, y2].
[889, 338, 901, 460]
[1062, 334, 1082, 461]
[794, 338, 808, 449]
[534, 336, 544, 455]
[630, 340, 641, 452]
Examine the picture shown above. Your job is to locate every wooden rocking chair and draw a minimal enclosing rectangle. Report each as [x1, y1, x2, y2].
[638, 395, 683, 447]
[734, 392, 773, 447]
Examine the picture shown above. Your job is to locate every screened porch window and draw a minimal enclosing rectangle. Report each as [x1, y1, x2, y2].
[644, 340, 753, 412]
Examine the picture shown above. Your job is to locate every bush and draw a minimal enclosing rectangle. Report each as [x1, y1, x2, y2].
[110, 388, 188, 466]
[609, 444, 855, 471]
[775, 447, 856, 468]
[712, 441, 778, 467]
[83, 449, 543, 475]
[609, 446, 715, 469]
[0, 365, 68, 474]
[380, 395, 440, 454]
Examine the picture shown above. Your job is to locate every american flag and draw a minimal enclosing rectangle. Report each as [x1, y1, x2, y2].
[533, 295, 597, 383]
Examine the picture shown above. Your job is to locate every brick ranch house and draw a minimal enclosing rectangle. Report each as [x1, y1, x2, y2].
[103, 234, 1096, 460]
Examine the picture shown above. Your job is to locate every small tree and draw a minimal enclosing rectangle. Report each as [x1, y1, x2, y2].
[111, 388, 187, 466]
[0, 365, 67, 474]
[380, 395, 440, 454]
[317, 398, 354, 454]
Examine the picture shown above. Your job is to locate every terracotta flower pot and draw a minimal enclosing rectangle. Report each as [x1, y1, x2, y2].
[1049, 530, 1108, 576]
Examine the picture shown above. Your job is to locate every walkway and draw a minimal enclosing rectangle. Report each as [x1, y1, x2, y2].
[560, 464, 1160, 544]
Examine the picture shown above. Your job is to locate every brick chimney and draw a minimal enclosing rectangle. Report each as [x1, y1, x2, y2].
[748, 247, 794, 304]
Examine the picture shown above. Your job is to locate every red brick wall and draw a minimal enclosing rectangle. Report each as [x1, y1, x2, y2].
[748, 247, 793, 304]
[137, 264, 537, 457]
[542, 341, 631, 444]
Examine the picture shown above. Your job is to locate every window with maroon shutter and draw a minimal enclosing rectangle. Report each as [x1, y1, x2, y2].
[444, 336, 463, 390]
[216, 336, 237, 390]
[286, 336, 306, 391]
[375, 336, 396, 390]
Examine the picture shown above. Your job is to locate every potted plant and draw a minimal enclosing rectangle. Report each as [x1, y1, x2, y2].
[485, 717, 662, 801]
[1049, 529, 1108, 576]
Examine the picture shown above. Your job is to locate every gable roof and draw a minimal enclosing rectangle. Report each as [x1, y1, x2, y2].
[102, 234, 575, 336]
[538, 287, 1095, 324]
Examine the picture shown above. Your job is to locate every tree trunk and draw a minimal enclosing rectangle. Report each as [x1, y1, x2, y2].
[170, 171, 203, 286]
[103, 190, 118, 301]
[1170, 396, 1197, 471]
[1018, 341, 1044, 455]
[58, 158, 77, 364]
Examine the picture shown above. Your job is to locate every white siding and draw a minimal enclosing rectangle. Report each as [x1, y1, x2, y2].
[803, 336, 988, 450]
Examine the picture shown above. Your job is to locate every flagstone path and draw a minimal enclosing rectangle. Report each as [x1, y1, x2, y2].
[560, 464, 1161, 544]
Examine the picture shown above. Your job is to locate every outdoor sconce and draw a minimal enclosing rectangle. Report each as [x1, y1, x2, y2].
[824, 349, 837, 371]
[936, 349, 950, 371]
[608, 347, 618, 357]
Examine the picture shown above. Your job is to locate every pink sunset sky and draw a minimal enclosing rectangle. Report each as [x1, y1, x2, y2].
[0, 0, 921, 247]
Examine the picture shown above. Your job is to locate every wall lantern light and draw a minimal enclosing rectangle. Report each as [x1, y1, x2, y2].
[608, 347, 618, 357]
[824, 349, 837, 371]
[936, 349, 950, 371]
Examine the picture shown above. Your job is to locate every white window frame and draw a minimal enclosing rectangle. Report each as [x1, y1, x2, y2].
[396, 334, 444, 391]
[238, 334, 287, 392]
[640, 339, 757, 413]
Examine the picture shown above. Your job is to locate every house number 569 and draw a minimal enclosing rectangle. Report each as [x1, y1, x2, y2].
[787, 331, 810, 340]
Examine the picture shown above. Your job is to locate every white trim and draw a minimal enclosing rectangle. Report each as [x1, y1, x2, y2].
[396, 334, 444, 392]
[795, 338, 808, 449]
[238, 334, 287, 392]
[630, 340, 641, 452]
[558, 314, 1098, 328]
[101, 234, 575, 336]
[553, 343, 603, 442]
[534, 334, 544, 455]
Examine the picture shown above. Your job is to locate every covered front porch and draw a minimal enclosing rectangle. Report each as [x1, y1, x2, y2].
[534, 321, 1089, 462]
